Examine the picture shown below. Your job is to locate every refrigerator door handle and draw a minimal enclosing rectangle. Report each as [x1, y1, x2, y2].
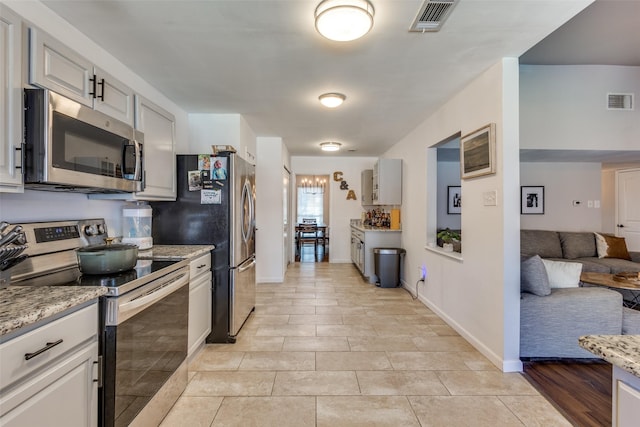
[237, 257, 256, 273]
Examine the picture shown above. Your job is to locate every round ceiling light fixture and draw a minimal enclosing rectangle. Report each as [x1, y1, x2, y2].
[319, 92, 346, 108]
[314, 0, 375, 42]
[320, 142, 342, 152]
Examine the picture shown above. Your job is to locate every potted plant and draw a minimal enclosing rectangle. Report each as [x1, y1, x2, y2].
[437, 228, 461, 252]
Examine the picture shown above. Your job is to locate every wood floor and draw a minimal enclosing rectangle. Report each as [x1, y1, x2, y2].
[522, 360, 612, 427]
[295, 243, 329, 263]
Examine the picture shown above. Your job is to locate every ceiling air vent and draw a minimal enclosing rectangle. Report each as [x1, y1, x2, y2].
[607, 93, 634, 110]
[409, 0, 458, 32]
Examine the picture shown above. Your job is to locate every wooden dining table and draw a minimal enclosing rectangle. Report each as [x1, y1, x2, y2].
[295, 223, 328, 249]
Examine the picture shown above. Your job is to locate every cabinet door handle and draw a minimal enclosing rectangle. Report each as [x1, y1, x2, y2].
[89, 75, 97, 98]
[97, 78, 105, 101]
[24, 339, 63, 360]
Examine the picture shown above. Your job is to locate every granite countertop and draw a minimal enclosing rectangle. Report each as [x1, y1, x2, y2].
[1, 245, 212, 341]
[351, 224, 401, 233]
[0, 286, 108, 340]
[138, 245, 214, 261]
[579, 335, 640, 378]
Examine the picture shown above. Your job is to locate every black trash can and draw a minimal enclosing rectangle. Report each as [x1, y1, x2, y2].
[373, 248, 405, 288]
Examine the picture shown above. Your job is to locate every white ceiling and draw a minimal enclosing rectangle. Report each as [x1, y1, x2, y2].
[40, 0, 636, 157]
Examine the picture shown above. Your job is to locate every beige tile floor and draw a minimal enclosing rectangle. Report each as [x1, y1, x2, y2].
[160, 262, 571, 427]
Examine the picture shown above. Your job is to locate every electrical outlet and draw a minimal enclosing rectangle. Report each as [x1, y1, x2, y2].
[419, 265, 427, 281]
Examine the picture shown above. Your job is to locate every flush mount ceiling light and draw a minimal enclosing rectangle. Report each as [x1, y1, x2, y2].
[319, 92, 346, 108]
[314, 0, 375, 42]
[320, 142, 342, 152]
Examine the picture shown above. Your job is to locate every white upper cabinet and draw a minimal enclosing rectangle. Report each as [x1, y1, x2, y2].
[361, 169, 373, 206]
[29, 27, 134, 125]
[373, 159, 402, 206]
[0, 5, 24, 192]
[133, 95, 177, 200]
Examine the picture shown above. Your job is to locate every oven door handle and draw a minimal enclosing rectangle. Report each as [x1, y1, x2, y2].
[119, 271, 189, 317]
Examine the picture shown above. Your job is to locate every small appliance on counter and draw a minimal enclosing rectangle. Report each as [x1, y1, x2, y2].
[121, 201, 153, 249]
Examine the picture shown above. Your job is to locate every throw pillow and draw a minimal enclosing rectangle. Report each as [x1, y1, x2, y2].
[521, 255, 551, 296]
[558, 232, 597, 259]
[594, 232, 632, 260]
[541, 259, 583, 288]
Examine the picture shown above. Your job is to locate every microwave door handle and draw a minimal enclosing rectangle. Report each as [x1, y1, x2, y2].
[133, 139, 142, 181]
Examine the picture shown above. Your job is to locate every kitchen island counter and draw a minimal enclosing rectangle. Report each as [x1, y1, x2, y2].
[579, 335, 640, 378]
[138, 245, 214, 260]
[0, 286, 107, 340]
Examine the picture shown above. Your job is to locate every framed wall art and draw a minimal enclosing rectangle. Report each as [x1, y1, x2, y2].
[460, 123, 496, 179]
[447, 186, 461, 214]
[521, 186, 544, 214]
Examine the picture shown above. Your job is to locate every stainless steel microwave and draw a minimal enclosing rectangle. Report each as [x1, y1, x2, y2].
[24, 89, 143, 193]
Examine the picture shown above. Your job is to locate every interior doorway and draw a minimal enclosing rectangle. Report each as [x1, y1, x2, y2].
[295, 174, 330, 262]
[616, 168, 640, 251]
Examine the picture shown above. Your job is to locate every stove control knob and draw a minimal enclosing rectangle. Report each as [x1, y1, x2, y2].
[97, 224, 106, 235]
[84, 225, 98, 236]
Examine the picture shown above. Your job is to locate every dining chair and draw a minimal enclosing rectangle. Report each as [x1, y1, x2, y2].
[302, 218, 317, 224]
[297, 224, 318, 256]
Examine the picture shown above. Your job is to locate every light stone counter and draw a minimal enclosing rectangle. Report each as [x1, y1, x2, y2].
[0, 286, 107, 340]
[579, 335, 640, 378]
[138, 245, 214, 261]
[350, 224, 401, 233]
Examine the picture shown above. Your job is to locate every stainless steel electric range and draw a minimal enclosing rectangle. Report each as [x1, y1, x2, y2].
[9, 219, 190, 427]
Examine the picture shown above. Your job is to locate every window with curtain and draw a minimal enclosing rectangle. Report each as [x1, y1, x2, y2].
[297, 188, 324, 224]
[295, 174, 329, 225]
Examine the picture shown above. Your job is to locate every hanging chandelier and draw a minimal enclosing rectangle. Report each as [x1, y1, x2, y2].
[301, 176, 326, 194]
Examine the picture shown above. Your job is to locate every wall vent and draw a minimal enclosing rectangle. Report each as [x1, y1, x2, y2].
[607, 93, 634, 110]
[409, 0, 458, 32]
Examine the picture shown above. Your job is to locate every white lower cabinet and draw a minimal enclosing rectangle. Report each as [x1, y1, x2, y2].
[188, 253, 212, 358]
[0, 304, 99, 427]
[351, 226, 402, 284]
[613, 366, 640, 427]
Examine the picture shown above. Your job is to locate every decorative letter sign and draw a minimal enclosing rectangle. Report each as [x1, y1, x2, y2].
[333, 171, 356, 200]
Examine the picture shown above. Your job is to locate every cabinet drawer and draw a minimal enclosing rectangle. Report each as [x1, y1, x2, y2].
[190, 253, 211, 279]
[0, 304, 98, 391]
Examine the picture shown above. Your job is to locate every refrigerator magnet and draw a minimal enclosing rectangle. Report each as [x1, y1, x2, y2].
[188, 170, 202, 191]
[201, 189, 222, 204]
[198, 154, 212, 172]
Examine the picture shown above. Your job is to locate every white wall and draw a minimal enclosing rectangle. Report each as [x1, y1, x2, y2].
[520, 162, 603, 231]
[255, 137, 290, 283]
[0, 1, 188, 230]
[188, 114, 257, 163]
[520, 65, 640, 151]
[437, 162, 461, 230]
[0, 190, 127, 236]
[291, 156, 376, 263]
[384, 58, 522, 372]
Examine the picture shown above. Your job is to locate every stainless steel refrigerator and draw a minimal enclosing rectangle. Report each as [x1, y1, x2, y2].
[151, 152, 256, 343]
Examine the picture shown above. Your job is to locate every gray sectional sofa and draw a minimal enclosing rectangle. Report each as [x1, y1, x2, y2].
[520, 230, 640, 359]
[520, 229, 640, 274]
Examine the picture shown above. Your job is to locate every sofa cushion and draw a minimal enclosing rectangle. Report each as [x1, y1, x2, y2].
[520, 287, 622, 358]
[558, 231, 597, 259]
[521, 255, 551, 296]
[622, 307, 640, 334]
[521, 230, 563, 258]
[573, 258, 612, 273]
[588, 257, 640, 274]
[542, 259, 582, 288]
[595, 233, 632, 260]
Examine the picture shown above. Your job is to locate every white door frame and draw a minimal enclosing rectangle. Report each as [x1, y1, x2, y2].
[615, 168, 640, 251]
